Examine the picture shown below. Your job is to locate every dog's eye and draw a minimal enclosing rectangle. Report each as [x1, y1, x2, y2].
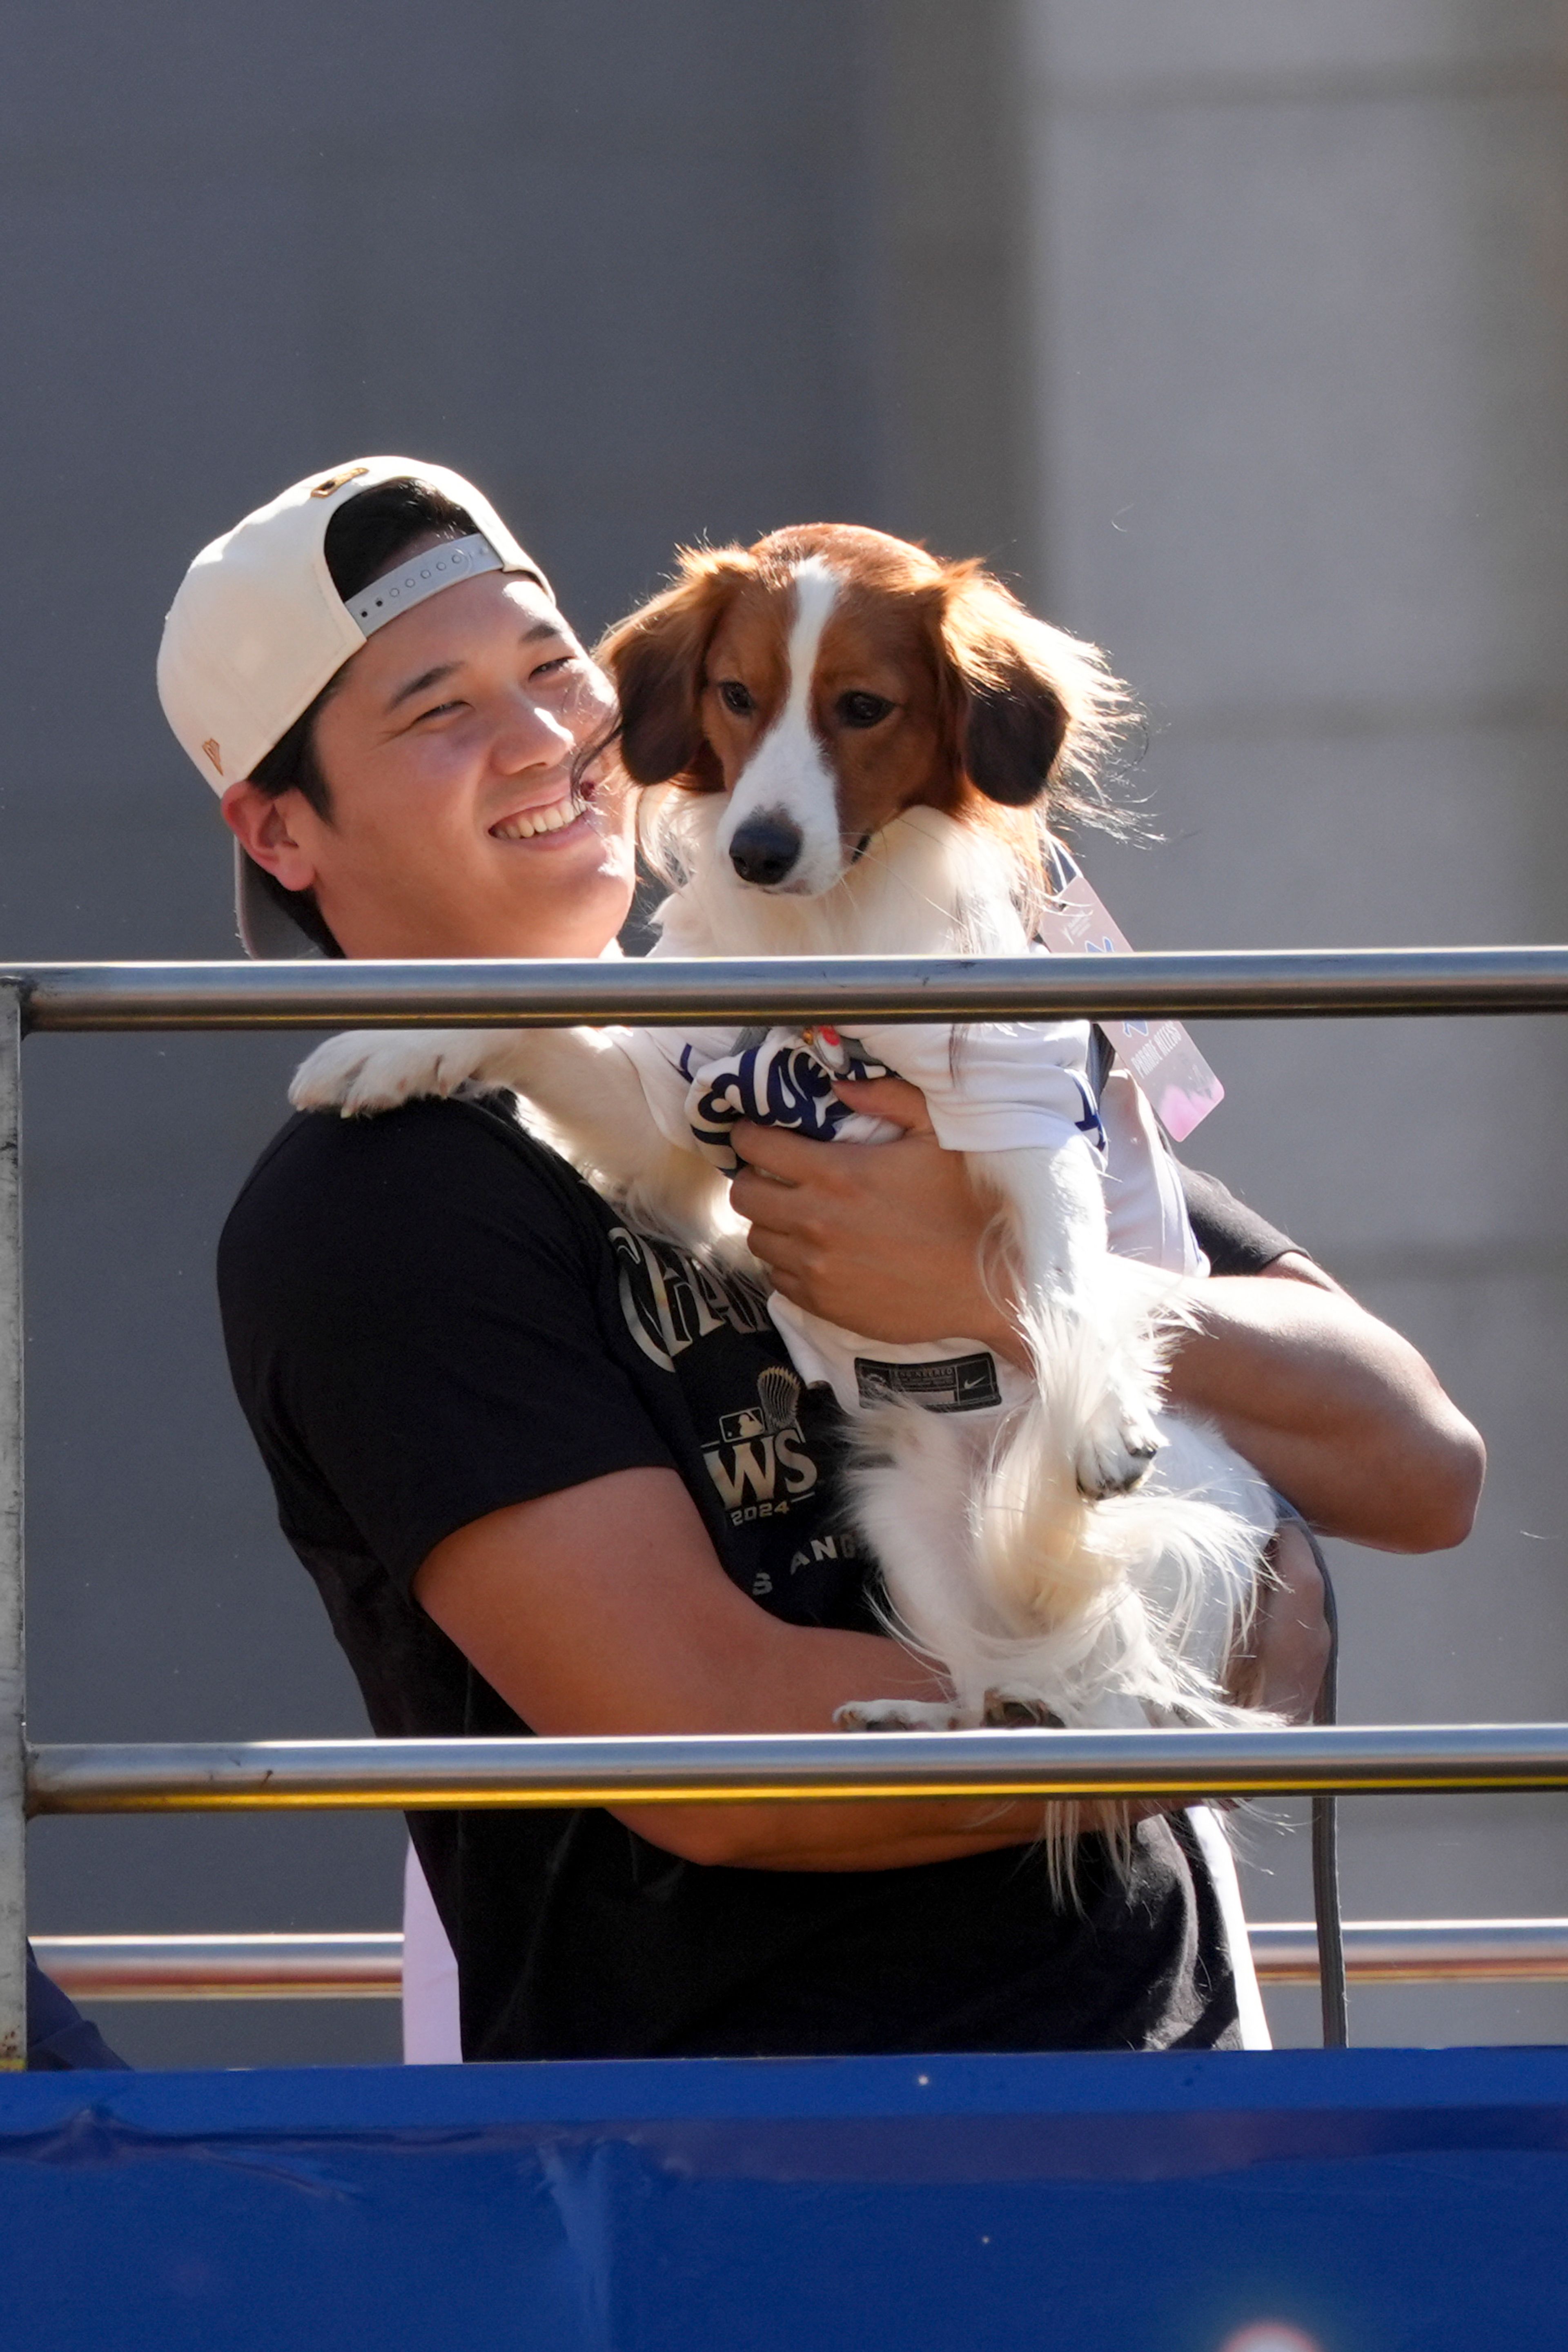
[838, 691, 894, 730]
[716, 680, 755, 717]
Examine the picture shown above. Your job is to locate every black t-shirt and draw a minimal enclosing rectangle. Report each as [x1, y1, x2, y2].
[1178, 1164, 1298, 1277]
[219, 1097, 1256, 2061]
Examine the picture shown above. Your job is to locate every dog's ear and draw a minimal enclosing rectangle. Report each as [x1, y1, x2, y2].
[964, 678, 1069, 808]
[597, 549, 756, 790]
[933, 563, 1125, 812]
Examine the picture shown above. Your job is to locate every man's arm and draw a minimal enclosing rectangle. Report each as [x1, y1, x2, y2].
[730, 1078, 1485, 1554]
[415, 1464, 1327, 1873]
[413, 1466, 1058, 1872]
[1161, 1262, 1482, 1550]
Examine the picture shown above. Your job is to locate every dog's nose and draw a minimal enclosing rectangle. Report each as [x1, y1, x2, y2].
[728, 812, 803, 887]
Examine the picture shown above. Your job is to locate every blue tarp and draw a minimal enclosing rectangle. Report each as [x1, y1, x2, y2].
[1, 2045, 1563, 2349]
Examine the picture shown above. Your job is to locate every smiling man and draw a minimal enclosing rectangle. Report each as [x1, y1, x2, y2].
[158, 459, 1483, 2065]
[161, 461, 631, 964]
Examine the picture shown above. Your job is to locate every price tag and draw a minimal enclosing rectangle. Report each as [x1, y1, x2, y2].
[1036, 844, 1224, 1142]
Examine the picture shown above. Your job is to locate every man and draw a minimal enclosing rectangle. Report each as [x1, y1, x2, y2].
[159, 457, 1483, 2060]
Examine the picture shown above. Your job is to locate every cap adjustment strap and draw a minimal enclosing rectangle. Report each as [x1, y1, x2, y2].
[345, 532, 505, 637]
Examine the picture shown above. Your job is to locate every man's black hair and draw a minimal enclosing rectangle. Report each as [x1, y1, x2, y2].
[247, 478, 476, 955]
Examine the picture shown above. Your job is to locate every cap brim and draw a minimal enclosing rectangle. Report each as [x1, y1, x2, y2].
[235, 842, 324, 960]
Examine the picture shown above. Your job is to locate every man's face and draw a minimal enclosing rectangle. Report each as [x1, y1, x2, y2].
[229, 567, 635, 959]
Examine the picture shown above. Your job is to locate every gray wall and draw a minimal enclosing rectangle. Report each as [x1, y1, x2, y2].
[5, 0, 1014, 2067]
[1020, 0, 1568, 2043]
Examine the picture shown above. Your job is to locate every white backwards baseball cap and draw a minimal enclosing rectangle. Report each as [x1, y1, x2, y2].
[158, 456, 552, 958]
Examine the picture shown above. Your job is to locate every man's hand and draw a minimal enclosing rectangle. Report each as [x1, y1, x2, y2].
[731, 1075, 1022, 1360]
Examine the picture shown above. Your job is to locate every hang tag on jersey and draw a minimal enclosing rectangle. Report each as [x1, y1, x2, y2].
[1037, 843, 1223, 1142]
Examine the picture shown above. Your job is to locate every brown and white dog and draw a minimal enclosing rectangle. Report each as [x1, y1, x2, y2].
[294, 525, 1274, 1773]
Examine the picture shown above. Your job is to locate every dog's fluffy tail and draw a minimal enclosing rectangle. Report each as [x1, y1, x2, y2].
[969, 1280, 1273, 1726]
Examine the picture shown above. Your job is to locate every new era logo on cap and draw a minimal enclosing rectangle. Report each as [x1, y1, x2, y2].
[309, 464, 370, 499]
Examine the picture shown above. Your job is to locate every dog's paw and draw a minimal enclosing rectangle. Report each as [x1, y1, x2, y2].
[290, 1029, 489, 1116]
[1074, 1383, 1163, 1501]
[834, 1698, 973, 1732]
[981, 1686, 1066, 1728]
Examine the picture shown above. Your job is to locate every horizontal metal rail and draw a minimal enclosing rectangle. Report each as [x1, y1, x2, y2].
[32, 1933, 404, 2001]
[27, 1724, 1568, 1813]
[1250, 1919, 1568, 1987]
[33, 1919, 1568, 2001]
[9, 946, 1568, 1032]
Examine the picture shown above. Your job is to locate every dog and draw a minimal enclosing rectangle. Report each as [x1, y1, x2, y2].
[293, 523, 1276, 1786]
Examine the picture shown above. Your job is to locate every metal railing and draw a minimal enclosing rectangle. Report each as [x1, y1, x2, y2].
[33, 1919, 1568, 2002]
[13, 946, 1568, 1030]
[27, 1724, 1568, 1811]
[6, 950, 1567, 2068]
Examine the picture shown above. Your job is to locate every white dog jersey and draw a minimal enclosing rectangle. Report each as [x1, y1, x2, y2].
[619, 1015, 1203, 1420]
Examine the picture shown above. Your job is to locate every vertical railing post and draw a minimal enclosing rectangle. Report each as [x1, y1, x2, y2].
[0, 985, 24, 2067]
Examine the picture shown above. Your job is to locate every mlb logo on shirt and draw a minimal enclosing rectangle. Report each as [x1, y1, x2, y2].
[719, 1405, 767, 1443]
